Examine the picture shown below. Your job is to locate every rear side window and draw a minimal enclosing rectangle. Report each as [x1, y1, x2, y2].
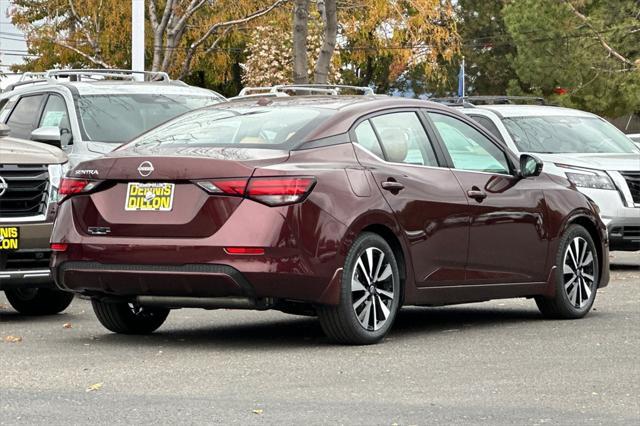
[5, 95, 46, 139]
[129, 107, 329, 150]
[370, 112, 439, 166]
[468, 115, 504, 143]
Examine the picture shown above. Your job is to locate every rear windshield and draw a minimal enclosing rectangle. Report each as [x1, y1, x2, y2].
[77, 94, 223, 143]
[503, 115, 640, 154]
[127, 107, 329, 150]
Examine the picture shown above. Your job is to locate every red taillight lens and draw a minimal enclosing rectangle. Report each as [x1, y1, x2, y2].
[50, 243, 68, 252]
[224, 247, 265, 255]
[246, 177, 316, 206]
[196, 178, 248, 195]
[59, 178, 90, 196]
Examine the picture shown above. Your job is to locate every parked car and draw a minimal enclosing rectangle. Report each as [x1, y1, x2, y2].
[439, 99, 640, 252]
[50, 92, 609, 344]
[0, 69, 226, 166]
[0, 124, 74, 314]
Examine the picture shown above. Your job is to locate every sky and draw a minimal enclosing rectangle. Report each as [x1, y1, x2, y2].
[0, 0, 27, 72]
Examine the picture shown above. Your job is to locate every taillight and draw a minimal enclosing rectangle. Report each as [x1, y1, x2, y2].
[50, 243, 68, 252]
[58, 178, 100, 200]
[196, 178, 248, 195]
[195, 176, 316, 206]
[246, 177, 316, 206]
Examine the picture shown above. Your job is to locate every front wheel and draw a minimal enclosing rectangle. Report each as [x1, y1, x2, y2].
[91, 298, 169, 334]
[318, 232, 401, 345]
[5, 288, 74, 315]
[535, 224, 599, 319]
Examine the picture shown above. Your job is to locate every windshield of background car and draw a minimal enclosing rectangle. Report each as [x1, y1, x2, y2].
[127, 107, 329, 151]
[77, 94, 223, 143]
[503, 115, 640, 154]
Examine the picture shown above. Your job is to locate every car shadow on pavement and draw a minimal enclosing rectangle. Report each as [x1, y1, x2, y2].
[84, 304, 551, 349]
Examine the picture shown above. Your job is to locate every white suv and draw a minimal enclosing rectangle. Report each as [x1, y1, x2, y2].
[444, 100, 639, 252]
[0, 69, 225, 167]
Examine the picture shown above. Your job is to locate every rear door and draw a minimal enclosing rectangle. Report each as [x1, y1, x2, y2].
[351, 110, 470, 287]
[426, 110, 549, 284]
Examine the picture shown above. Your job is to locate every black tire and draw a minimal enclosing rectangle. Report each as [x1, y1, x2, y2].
[91, 298, 169, 334]
[5, 288, 74, 315]
[318, 232, 401, 345]
[535, 224, 599, 319]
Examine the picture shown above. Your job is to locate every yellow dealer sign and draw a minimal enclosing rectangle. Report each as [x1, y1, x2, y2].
[125, 182, 175, 211]
[0, 226, 19, 250]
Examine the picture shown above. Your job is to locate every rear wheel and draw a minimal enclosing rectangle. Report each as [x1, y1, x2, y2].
[318, 232, 400, 345]
[5, 288, 74, 315]
[535, 225, 599, 319]
[91, 298, 169, 334]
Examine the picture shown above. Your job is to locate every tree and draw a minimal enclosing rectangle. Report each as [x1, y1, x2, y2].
[9, 0, 287, 80]
[502, 0, 640, 116]
[292, 0, 309, 83]
[339, 0, 459, 95]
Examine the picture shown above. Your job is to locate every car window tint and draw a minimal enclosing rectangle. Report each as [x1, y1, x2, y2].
[353, 120, 384, 158]
[39, 94, 72, 146]
[429, 113, 510, 174]
[370, 112, 438, 166]
[5, 95, 45, 139]
[468, 115, 504, 143]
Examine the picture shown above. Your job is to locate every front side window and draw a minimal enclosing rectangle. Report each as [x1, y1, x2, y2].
[77, 94, 223, 143]
[370, 112, 439, 166]
[5, 95, 46, 139]
[467, 115, 505, 143]
[128, 107, 329, 151]
[39, 94, 72, 146]
[503, 115, 640, 154]
[429, 113, 510, 174]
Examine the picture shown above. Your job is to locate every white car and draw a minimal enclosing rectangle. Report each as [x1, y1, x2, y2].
[627, 133, 640, 149]
[0, 69, 226, 167]
[455, 103, 640, 252]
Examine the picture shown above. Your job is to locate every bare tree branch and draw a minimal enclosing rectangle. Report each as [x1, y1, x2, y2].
[293, 0, 309, 83]
[52, 39, 112, 68]
[314, 0, 337, 83]
[178, 0, 289, 79]
[562, 0, 635, 68]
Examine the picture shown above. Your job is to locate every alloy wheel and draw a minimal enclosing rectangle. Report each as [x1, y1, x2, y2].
[563, 236, 595, 309]
[351, 247, 395, 331]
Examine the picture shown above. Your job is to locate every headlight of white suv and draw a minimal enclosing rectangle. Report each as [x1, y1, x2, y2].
[557, 165, 616, 190]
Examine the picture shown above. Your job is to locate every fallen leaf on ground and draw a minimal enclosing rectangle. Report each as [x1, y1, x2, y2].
[4, 335, 22, 343]
[63, 323, 72, 329]
[252, 409, 264, 415]
[86, 382, 103, 392]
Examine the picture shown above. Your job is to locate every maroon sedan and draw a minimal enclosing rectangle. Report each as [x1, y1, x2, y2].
[50, 96, 609, 344]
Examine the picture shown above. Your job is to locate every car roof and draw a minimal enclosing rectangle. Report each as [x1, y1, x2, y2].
[2, 80, 221, 98]
[472, 104, 597, 118]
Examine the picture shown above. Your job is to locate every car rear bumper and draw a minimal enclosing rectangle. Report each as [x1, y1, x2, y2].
[53, 260, 343, 306]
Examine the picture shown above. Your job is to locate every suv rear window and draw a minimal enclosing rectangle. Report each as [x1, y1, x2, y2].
[77, 94, 222, 143]
[127, 107, 329, 150]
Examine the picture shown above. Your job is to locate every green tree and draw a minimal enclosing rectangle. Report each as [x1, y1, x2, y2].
[503, 0, 640, 116]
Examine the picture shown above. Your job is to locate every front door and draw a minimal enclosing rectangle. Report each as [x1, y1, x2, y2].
[351, 110, 470, 287]
[427, 111, 549, 284]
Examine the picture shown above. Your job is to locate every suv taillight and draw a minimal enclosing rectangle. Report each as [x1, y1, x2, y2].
[196, 176, 316, 206]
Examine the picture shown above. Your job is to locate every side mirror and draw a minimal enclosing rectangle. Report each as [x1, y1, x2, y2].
[0, 123, 9, 137]
[31, 126, 61, 147]
[519, 153, 543, 178]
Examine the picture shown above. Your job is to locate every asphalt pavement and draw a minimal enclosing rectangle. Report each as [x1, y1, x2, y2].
[1, 252, 639, 425]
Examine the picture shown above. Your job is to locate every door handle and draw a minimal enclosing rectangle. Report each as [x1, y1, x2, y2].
[467, 188, 487, 201]
[381, 180, 405, 191]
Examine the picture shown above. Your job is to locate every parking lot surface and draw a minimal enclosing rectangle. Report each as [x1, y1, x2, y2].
[1, 253, 639, 425]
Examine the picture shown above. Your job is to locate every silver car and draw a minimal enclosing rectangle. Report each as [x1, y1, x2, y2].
[0, 69, 226, 167]
[454, 103, 640, 252]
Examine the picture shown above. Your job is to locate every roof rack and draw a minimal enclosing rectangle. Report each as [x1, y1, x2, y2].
[237, 84, 375, 97]
[431, 96, 546, 106]
[3, 68, 172, 92]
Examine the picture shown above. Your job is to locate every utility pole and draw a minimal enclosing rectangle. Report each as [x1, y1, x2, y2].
[132, 0, 145, 77]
